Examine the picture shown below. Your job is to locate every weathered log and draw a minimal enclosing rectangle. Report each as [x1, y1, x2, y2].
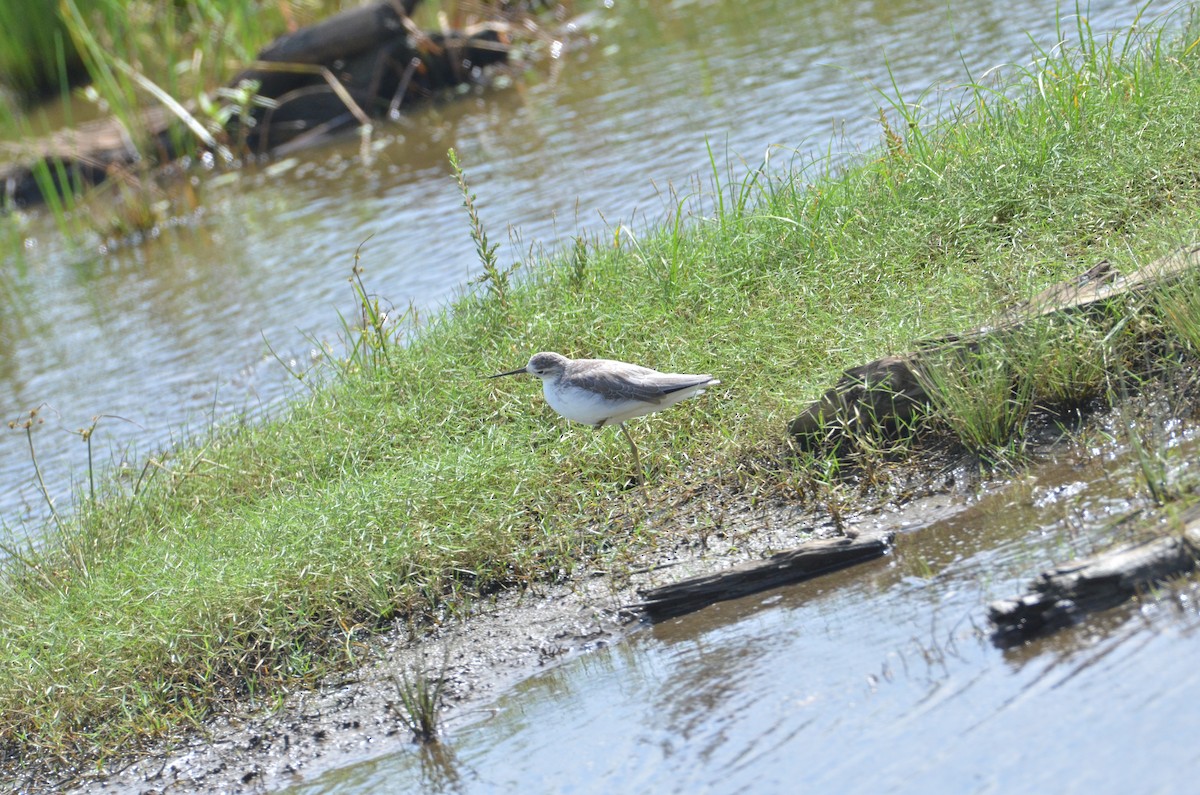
[789, 245, 1200, 449]
[633, 530, 894, 622]
[220, 0, 509, 151]
[240, 27, 506, 153]
[988, 511, 1200, 646]
[226, 1, 420, 120]
[786, 355, 928, 448]
[254, 1, 422, 68]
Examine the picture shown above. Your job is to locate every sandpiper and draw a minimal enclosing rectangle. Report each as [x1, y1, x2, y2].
[488, 352, 719, 484]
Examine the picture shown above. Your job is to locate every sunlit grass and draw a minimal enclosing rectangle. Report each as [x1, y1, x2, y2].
[6, 3, 1200, 781]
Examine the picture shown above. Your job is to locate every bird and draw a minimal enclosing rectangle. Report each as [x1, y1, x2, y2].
[488, 351, 719, 485]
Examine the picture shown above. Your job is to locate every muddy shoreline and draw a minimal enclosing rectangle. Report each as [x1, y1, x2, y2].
[65, 576, 634, 794]
[42, 466, 967, 795]
[25, 415, 1199, 794]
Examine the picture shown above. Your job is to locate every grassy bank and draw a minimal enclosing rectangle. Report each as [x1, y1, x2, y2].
[4, 4, 1200, 779]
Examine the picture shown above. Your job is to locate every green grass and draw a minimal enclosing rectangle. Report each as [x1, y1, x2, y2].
[917, 335, 1040, 463]
[0, 3, 81, 104]
[914, 305, 1148, 464]
[7, 3, 1200, 780]
[390, 648, 451, 744]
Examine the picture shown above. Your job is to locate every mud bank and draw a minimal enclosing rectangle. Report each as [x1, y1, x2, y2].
[38, 409, 1200, 792]
[54, 472, 969, 794]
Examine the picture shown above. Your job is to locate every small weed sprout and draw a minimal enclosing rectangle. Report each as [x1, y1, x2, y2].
[8, 406, 60, 533]
[201, 78, 268, 152]
[448, 147, 518, 309]
[1121, 399, 1177, 506]
[389, 649, 451, 745]
[73, 415, 105, 511]
[346, 242, 394, 370]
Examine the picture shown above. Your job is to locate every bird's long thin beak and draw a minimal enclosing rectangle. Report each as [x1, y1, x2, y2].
[488, 366, 527, 379]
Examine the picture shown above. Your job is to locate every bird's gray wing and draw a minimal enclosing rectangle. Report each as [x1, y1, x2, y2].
[569, 359, 713, 405]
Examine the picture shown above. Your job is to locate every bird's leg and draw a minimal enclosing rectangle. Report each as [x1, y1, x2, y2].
[618, 422, 645, 488]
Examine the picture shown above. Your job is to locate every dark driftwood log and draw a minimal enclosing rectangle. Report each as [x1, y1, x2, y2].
[785, 355, 929, 449]
[789, 247, 1200, 449]
[212, 0, 507, 152]
[253, 1, 421, 67]
[988, 517, 1200, 646]
[634, 530, 894, 622]
[228, 0, 422, 132]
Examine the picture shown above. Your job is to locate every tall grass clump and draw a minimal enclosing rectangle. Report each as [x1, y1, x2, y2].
[6, 5, 1200, 785]
[389, 649, 451, 745]
[54, 0, 294, 155]
[1153, 262, 1200, 361]
[0, 1, 305, 238]
[916, 336, 1040, 463]
[0, 6, 83, 104]
[1124, 402, 1177, 505]
[914, 293, 1149, 463]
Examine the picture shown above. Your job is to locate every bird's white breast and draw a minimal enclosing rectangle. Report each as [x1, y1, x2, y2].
[541, 378, 712, 426]
[543, 380, 635, 426]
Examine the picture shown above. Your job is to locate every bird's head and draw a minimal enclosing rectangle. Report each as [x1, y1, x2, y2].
[488, 351, 569, 381]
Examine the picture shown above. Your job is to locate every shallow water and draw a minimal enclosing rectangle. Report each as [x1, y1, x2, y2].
[285, 426, 1200, 794]
[0, 0, 1182, 531]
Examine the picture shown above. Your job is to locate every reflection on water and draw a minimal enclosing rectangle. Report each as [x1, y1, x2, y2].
[0, 0, 1182, 531]
[286, 429, 1200, 794]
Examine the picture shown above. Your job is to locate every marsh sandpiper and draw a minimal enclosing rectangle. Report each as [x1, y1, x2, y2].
[489, 352, 719, 484]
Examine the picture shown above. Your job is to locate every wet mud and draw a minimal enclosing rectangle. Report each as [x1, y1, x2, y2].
[56, 463, 969, 794]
